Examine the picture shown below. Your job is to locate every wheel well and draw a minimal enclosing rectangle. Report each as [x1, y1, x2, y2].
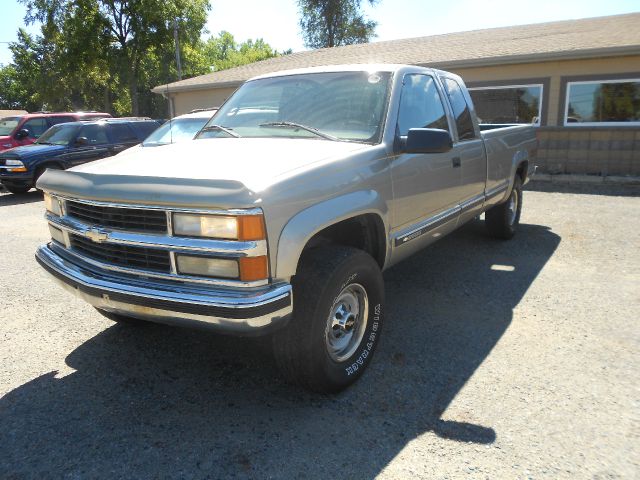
[300, 214, 386, 269]
[516, 161, 528, 182]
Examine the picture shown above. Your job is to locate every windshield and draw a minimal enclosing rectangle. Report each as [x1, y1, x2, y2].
[0, 117, 20, 136]
[197, 71, 392, 143]
[36, 124, 80, 145]
[142, 117, 210, 146]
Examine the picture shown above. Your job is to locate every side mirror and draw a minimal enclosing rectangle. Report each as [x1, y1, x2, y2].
[402, 128, 453, 154]
[75, 136, 89, 146]
[14, 129, 29, 140]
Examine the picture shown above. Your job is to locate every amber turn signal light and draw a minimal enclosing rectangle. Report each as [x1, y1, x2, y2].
[238, 215, 266, 241]
[239, 256, 269, 281]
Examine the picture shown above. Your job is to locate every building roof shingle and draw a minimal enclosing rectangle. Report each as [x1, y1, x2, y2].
[153, 13, 640, 93]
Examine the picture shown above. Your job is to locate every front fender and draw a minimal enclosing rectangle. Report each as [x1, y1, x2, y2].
[275, 190, 389, 279]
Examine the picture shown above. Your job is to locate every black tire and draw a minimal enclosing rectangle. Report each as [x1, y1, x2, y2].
[486, 176, 523, 240]
[4, 185, 31, 194]
[94, 308, 146, 325]
[272, 246, 384, 393]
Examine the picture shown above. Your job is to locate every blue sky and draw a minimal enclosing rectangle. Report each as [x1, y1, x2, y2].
[1, 0, 639, 66]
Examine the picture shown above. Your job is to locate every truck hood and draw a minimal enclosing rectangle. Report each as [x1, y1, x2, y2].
[0, 144, 66, 161]
[72, 137, 370, 192]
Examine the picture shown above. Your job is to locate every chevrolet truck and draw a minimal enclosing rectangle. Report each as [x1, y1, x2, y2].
[35, 65, 536, 392]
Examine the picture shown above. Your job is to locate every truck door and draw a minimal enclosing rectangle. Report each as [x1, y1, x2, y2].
[390, 73, 461, 256]
[441, 76, 487, 222]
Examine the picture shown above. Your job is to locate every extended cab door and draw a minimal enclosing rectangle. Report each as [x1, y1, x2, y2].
[389, 73, 461, 257]
[440, 76, 487, 222]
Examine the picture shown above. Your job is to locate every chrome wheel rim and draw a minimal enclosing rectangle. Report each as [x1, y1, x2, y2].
[507, 189, 519, 225]
[325, 283, 369, 362]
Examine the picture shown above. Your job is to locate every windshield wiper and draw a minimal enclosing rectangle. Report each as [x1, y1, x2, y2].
[200, 124, 240, 138]
[36, 141, 54, 145]
[259, 122, 339, 141]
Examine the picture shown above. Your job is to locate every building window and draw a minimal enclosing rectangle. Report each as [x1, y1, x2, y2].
[564, 79, 640, 126]
[469, 84, 542, 125]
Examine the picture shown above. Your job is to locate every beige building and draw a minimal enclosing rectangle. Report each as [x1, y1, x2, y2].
[153, 13, 640, 176]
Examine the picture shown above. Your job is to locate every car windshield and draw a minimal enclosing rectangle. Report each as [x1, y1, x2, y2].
[0, 117, 20, 136]
[142, 117, 210, 146]
[197, 71, 392, 143]
[36, 124, 81, 145]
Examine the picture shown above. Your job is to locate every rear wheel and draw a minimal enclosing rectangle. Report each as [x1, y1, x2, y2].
[486, 176, 522, 239]
[272, 246, 384, 393]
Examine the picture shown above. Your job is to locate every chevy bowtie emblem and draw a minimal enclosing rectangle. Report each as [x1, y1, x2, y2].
[86, 228, 109, 243]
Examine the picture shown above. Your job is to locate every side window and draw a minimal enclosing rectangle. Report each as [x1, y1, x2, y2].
[108, 123, 138, 142]
[443, 78, 476, 141]
[48, 116, 75, 126]
[129, 121, 159, 139]
[77, 125, 108, 145]
[21, 118, 49, 139]
[397, 74, 449, 136]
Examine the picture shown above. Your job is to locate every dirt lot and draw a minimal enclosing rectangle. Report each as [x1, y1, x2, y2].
[1, 184, 638, 479]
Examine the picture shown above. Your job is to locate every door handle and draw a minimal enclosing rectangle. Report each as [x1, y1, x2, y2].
[452, 157, 461, 168]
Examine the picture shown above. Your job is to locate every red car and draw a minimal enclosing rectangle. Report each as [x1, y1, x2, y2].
[0, 112, 111, 151]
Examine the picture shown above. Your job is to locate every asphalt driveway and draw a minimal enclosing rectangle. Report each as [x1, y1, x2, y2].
[0, 184, 638, 479]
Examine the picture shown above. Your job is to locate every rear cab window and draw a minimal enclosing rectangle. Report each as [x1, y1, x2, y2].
[442, 77, 477, 141]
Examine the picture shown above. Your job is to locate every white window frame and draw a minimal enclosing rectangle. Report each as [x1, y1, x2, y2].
[468, 83, 543, 125]
[564, 78, 640, 127]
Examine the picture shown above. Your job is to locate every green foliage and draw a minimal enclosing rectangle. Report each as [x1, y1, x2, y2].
[14, 0, 210, 116]
[0, 64, 32, 110]
[201, 31, 280, 72]
[298, 0, 378, 49]
[3, 2, 288, 116]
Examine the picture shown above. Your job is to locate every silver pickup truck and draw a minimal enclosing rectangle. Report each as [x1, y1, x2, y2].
[36, 64, 536, 392]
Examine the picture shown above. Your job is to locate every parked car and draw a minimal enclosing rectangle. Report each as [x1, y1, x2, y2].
[0, 111, 112, 152]
[0, 118, 158, 194]
[35, 65, 536, 392]
[141, 109, 217, 147]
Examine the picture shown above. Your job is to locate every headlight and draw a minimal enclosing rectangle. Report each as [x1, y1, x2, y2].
[44, 193, 62, 216]
[176, 254, 268, 281]
[172, 213, 265, 241]
[176, 255, 239, 279]
[4, 159, 27, 172]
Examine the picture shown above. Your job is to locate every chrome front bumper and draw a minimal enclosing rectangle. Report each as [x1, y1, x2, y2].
[35, 243, 293, 335]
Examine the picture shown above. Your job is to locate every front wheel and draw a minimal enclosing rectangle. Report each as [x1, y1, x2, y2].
[272, 246, 384, 393]
[486, 176, 522, 239]
[3, 185, 31, 194]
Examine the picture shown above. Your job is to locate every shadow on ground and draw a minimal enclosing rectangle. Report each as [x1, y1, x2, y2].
[0, 190, 42, 206]
[0, 221, 560, 479]
[526, 180, 640, 197]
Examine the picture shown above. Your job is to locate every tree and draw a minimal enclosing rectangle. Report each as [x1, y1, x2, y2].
[19, 0, 210, 115]
[201, 31, 280, 72]
[297, 0, 379, 49]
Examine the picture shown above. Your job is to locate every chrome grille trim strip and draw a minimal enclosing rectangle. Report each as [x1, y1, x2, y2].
[47, 213, 267, 257]
[50, 242, 269, 288]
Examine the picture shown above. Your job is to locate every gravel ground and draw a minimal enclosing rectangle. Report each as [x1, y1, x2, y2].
[0, 185, 638, 479]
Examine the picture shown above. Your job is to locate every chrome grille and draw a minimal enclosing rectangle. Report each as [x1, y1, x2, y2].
[70, 234, 171, 273]
[66, 201, 167, 233]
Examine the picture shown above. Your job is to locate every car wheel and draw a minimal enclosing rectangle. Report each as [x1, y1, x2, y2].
[272, 246, 384, 393]
[486, 176, 523, 240]
[4, 185, 31, 194]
